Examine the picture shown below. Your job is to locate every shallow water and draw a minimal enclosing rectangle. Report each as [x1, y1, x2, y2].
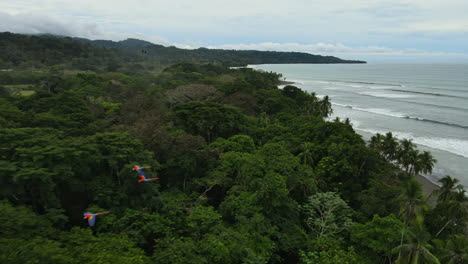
[252, 63, 468, 186]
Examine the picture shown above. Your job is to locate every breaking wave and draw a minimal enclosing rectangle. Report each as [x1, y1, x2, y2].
[389, 89, 468, 99]
[326, 80, 403, 87]
[332, 103, 468, 129]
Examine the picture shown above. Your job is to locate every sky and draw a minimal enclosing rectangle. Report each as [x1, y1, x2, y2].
[1, 0, 467, 62]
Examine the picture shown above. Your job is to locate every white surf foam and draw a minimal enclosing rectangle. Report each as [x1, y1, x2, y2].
[315, 80, 403, 90]
[332, 103, 408, 118]
[313, 80, 331, 85]
[354, 107, 406, 118]
[368, 85, 394, 90]
[359, 91, 415, 99]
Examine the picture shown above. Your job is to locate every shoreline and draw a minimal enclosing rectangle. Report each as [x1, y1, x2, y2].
[268, 65, 444, 203]
[277, 80, 295, 86]
[257, 64, 467, 189]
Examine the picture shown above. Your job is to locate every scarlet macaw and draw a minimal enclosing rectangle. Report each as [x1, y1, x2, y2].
[132, 165, 151, 177]
[138, 175, 159, 183]
[83, 211, 109, 227]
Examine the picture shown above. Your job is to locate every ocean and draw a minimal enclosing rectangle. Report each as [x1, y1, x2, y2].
[251, 63, 468, 187]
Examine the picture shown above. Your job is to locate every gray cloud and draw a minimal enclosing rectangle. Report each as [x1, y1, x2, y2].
[0, 11, 99, 38]
[0, 11, 171, 45]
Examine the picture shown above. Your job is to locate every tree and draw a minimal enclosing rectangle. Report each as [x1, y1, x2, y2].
[61, 228, 149, 264]
[0, 237, 73, 264]
[369, 133, 384, 153]
[297, 142, 316, 167]
[398, 179, 425, 224]
[299, 247, 362, 264]
[382, 132, 399, 161]
[397, 178, 426, 259]
[0, 200, 54, 239]
[257, 112, 271, 128]
[434, 235, 468, 264]
[417, 151, 436, 175]
[351, 215, 404, 263]
[173, 101, 249, 143]
[393, 216, 440, 264]
[436, 175, 463, 203]
[407, 149, 420, 175]
[358, 180, 401, 218]
[95, 208, 171, 250]
[302, 192, 353, 238]
[209, 135, 255, 153]
[434, 188, 468, 237]
[319, 95, 333, 118]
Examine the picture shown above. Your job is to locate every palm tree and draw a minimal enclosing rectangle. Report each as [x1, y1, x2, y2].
[319, 96, 332, 117]
[369, 133, 384, 152]
[407, 149, 421, 175]
[382, 132, 399, 161]
[297, 142, 316, 167]
[435, 188, 468, 237]
[393, 216, 440, 264]
[397, 139, 416, 171]
[436, 175, 463, 203]
[435, 235, 468, 264]
[398, 139, 416, 155]
[417, 151, 436, 175]
[399, 178, 426, 224]
[397, 178, 427, 259]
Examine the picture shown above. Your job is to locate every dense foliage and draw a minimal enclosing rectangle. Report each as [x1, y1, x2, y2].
[0, 59, 466, 263]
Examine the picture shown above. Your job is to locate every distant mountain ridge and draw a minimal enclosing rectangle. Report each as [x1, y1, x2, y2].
[0, 32, 366, 69]
[73, 36, 366, 65]
[75, 37, 156, 49]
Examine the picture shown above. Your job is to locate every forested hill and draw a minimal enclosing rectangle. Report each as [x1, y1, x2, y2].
[0, 32, 130, 70]
[78, 37, 365, 65]
[0, 32, 365, 69]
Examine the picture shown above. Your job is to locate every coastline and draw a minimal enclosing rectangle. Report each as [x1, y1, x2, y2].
[277, 80, 295, 86]
[275, 79, 441, 199]
[274, 73, 441, 201]
[256, 63, 468, 189]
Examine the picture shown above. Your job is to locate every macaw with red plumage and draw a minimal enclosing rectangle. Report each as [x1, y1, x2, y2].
[132, 165, 151, 177]
[132, 165, 158, 183]
[83, 211, 109, 227]
[138, 175, 159, 182]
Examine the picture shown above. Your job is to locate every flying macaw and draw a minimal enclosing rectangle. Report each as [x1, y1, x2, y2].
[138, 175, 159, 183]
[83, 211, 109, 227]
[132, 165, 151, 177]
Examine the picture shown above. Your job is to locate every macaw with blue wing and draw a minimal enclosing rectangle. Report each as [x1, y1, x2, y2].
[132, 165, 151, 177]
[138, 175, 159, 183]
[83, 211, 109, 227]
[133, 165, 158, 182]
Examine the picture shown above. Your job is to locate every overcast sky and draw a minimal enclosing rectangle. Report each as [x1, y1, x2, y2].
[1, 0, 467, 62]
